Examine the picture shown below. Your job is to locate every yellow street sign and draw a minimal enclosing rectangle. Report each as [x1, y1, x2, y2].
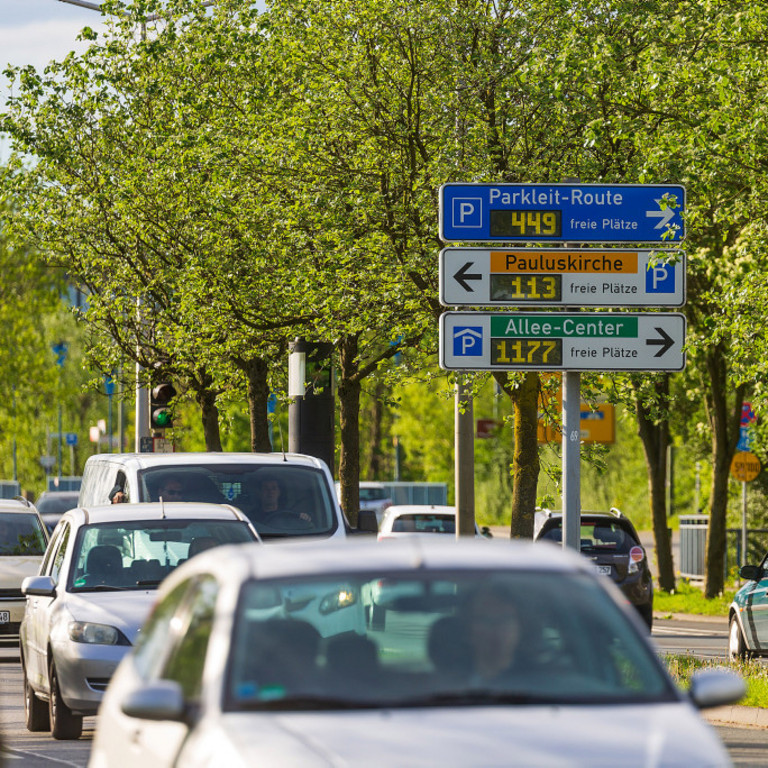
[731, 451, 761, 483]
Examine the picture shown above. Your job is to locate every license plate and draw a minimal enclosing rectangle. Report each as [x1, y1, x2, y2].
[0, 611, 9, 623]
[593, 565, 612, 576]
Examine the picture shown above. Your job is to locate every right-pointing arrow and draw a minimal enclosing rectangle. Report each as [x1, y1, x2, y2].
[646, 200, 675, 229]
[646, 327, 674, 357]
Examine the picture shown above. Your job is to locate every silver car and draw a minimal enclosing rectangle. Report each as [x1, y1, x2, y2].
[90, 538, 742, 768]
[20, 502, 258, 740]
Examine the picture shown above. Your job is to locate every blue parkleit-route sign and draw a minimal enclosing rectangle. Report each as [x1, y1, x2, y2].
[439, 183, 685, 244]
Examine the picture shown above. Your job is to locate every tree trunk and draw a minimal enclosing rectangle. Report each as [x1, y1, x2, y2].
[243, 356, 272, 452]
[366, 380, 386, 478]
[703, 346, 744, 597]
[496, 372, 540, 538]
[337, 334, 361, 527]
[634, 376, 675, 592]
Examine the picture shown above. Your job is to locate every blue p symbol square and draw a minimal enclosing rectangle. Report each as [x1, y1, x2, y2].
[646, 263, 675, 293]
[452, 198, 483, 228]
[453, 327, 483, 356]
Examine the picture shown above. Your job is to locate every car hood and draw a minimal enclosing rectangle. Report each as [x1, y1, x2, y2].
[66, 590, 157, 643]
[206, 702, 729, 768]
[0, 556, 42, 588]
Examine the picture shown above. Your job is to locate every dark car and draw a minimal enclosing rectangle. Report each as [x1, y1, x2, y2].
[534, 508, 654, 630]
[34, 491, 81, 533]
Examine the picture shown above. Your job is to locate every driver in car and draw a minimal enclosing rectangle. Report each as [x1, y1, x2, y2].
[254, 476, 311, 526]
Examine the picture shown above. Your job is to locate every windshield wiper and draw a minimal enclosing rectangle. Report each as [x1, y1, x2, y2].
[238, 695, 377, 711]
[394, 689, 560, 707]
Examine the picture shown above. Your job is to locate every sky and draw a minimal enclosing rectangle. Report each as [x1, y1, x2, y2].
[0, 0, 108, 78]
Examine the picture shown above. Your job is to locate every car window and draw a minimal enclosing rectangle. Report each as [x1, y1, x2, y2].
[69, 519, 255, 591]
[225, 569, 675, 711]
[132, 580, 197, 681]
[0, 512, 47, 556]
[160, 576, 218, 700]
[49, 524, 71, 585]
[360, 488, 388, 502]
[35, 494, 80, 516]
[138, 465, 338, 539]
[391, 514, 455, 534]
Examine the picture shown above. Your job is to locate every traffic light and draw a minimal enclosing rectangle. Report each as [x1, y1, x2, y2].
[150, 382, 176, 430]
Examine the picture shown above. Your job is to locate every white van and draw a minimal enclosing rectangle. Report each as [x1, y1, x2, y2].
[79, 452, 367, 540]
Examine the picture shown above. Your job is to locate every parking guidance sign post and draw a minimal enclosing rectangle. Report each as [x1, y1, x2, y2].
[440, 247, 685, 307]
[439, 183, 685, 243]
[440, 311, 686, 372]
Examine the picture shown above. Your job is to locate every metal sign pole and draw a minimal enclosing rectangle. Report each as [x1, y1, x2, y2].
[455, 376, 476, 538]
[562, 372, 581, 550]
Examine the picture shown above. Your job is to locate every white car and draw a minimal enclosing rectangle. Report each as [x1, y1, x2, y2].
[89, 538, 742, 768]
[79, 452, 366, 539]
[377, 504, 489, 540]
[20, 502, 258, 740]
[0, 499, 49, 645]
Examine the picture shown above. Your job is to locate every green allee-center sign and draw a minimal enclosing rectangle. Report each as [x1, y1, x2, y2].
[491, 315, 638, 338]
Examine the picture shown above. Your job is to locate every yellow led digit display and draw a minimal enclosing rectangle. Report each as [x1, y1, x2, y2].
[489, 210, 562, 238]
[491, 338, 562, 367]
[490, 274, 562, 302]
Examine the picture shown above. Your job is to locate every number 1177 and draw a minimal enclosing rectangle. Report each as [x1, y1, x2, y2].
[491, 339, 562, 366]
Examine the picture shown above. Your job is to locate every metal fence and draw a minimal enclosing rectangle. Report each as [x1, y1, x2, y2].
[679, 514, 768, 578]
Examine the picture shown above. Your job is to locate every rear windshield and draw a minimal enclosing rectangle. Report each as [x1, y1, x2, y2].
[360, 488, 389, 502]
[539, 520, 638, 555]
[0, 512, 47, 556]
[392, 514, 455, 534]
[137, 464, 338, 540]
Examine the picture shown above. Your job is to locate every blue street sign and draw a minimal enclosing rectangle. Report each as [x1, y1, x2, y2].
[65, 432, 78, 446]
[439, 183, 685, 244]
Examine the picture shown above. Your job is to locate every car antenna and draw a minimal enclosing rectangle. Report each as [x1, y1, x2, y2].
[159, 497, 167, 518]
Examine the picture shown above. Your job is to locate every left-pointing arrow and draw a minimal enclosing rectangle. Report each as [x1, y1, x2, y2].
[453, 262, 482, 292]
[646, 327, 674, 357]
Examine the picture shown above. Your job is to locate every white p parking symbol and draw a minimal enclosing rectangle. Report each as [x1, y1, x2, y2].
[452, 197, 482, 228]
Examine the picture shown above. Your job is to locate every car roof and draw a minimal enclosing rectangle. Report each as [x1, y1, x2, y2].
[84, 452, 327, 471]
[0, 499, 43, 516]
[168, 537, 590, 588]
[60, 502, 250, 526]
[384, 505, 455, 517]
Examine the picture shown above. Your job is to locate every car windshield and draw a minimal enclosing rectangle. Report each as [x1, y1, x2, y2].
[391, 514, 455, 534]
[137, 465, 338, 539]
[224, 569, 675, 711]
[0, 512, 47, 556]
[540, 520, 637, 555]
[69, 519, 255, 591]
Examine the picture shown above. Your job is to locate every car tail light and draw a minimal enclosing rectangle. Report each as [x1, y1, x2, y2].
[628, 545, 644, 574]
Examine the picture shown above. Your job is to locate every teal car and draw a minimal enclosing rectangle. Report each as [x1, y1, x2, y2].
[729, 559, 768, 659]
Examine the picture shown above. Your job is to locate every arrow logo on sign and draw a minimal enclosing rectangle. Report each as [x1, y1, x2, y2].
[646, 200, 675, 229]
[646, 327, 674, 357]
[453, 262, 482, 292]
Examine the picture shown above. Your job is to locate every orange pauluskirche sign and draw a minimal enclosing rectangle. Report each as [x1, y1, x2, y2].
[731, 451, 762, 483]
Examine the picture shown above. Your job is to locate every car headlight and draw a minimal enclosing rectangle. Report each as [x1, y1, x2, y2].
[319, 586, 358, 615]
[68, 621, 120, 645]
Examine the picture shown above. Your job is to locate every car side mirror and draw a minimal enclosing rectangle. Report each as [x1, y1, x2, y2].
[356, 509, 378, 534]
[21, 575, 56, 597]
[689, 669, 745, 709]
[739, 564, 763, 582]
[121, 680, 187, 723]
